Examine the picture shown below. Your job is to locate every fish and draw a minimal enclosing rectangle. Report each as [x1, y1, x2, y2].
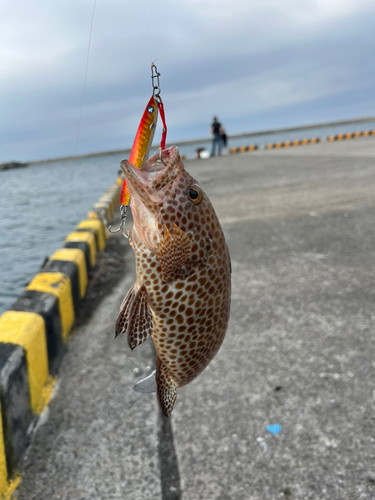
[116, 146, 231, 416]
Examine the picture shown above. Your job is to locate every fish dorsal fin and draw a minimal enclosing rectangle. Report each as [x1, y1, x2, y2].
[157, 224, 192, 282]
[115, 283, 137, 338]
[156, 357, 177, 417]
[126, 284, 154, 350]
[133, 370, 156, 393]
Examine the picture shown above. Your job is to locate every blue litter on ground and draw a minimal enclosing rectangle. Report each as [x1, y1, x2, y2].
[266, 423, 281, 435]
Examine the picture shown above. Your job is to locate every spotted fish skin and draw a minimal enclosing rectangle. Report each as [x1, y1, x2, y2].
[116, 146, 231, 416]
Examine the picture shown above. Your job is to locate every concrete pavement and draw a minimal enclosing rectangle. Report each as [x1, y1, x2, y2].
[17, 138, 375, 499]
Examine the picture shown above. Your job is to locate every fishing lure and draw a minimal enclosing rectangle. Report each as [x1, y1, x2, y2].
[110, 63, 167, 236]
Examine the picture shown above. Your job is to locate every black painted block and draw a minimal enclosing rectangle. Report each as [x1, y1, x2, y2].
[10, 291, 65, 375]
[0, 343, 33, 475]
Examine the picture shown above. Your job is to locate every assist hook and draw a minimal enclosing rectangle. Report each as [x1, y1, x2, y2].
[108, 204, 129, 238]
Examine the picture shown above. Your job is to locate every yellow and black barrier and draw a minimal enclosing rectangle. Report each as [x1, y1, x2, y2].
[264, 137, 321, 150]
[0, 177, 121, 496]
[221, 128, 375, 156]
[327, 129, 375, 142]
[230, 144, 259, 154]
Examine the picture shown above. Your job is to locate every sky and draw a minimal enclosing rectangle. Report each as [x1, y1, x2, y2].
[1, 0, 375, 162]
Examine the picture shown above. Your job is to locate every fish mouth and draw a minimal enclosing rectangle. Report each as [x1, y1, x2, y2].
[120, 146, 181, 204]
[120, 146, 182, 251]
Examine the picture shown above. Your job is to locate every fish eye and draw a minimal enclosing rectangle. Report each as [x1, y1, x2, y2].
[188, 185, 202, 204]
[147, 105, 154, 114]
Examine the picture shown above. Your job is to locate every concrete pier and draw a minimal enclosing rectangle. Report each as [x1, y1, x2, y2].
[16, 137, 375, 499]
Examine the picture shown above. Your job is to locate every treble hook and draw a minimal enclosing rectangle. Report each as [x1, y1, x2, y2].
[108, 204, 129, 239]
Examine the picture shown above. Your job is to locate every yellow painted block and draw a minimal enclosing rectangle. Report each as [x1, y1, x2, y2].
[336, 134, 343, 140]
[107, 184, 120, 194]
[274, 142, 282, 148]
[87, 211, 109, 240]
[2, 476, 21, 500]
[292, 140, 300, 146]
[309, 138, 317, 144]
[27, 273, 74, 341]
[283, 141, 291, 148]
[106, 187, 120, 207]
[300, 139, 308, 145]
[109, 197, 117, 217]
[113, 182, 122, 205]
[265, 144, 273, 150]
[50, 249, 87, 298]
[99, 196, 115, 218]
[77, 219, 106, 251]
[230, 148, 237, 154]
[117, 177, 122, 185]
[239, 146, 246, 153]
[102, 193, 116, 211]
[345, 133, 352, 139]
[0, 312, 48, 414]
[362, 130, 369, 136]
[36, 376, 57, 414]
[370, 129, 375, 136]
[66, 232, 96, 267]
[354, 131, 361, 138]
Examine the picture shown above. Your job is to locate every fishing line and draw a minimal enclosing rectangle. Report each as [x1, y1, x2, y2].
[74, 0, 97, 155]
[140, 0, 154, 63]
[147, 31, 154, 63]
[70, 0, 97, 222]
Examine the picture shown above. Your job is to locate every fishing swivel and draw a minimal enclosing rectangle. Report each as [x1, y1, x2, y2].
[108, 204, 129, 238]
[151, 62, 162, 103]
[151, 62, 167, 162]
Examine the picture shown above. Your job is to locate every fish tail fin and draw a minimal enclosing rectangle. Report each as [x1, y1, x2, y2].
[134, 370, 156, 393]
[156, 357, 177, 417]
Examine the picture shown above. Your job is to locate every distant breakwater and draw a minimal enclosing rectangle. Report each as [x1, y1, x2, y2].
[0, 161, 28, 171]
[5, 115, 375, 167]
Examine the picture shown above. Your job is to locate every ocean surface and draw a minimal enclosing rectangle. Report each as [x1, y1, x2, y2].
[1, 119, 374, 315]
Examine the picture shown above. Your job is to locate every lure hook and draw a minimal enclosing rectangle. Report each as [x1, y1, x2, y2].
[108, 204, 129, 239]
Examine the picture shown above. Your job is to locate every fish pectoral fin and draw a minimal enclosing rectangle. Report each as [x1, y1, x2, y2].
[134, 370, 156, 393]
[126, 284, 154, 350]
[115, 283, 138, 338]
[156, 357, 177, 417]
[157, 224, 192, 282]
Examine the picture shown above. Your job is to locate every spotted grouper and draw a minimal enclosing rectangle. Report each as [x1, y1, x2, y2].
[115, 146, 231, 416]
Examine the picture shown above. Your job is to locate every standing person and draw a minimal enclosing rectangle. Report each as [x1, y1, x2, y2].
[211, 117, 222, 156]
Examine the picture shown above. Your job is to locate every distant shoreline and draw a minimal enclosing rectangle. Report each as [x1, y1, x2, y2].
[0, 161, 28, 171]
[25, 115, 375, 165]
